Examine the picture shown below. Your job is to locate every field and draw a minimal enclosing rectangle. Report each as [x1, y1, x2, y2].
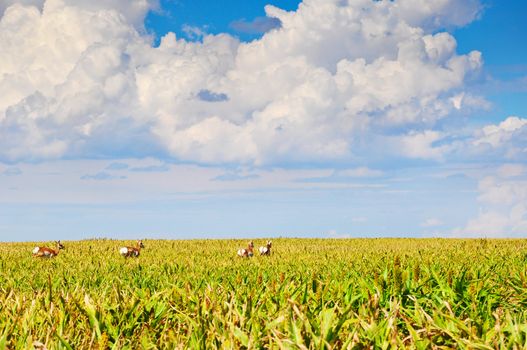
[1, 238, 527, 349]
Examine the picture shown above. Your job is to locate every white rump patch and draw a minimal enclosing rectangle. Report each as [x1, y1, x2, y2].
[119, 247, 128, 256]
[32, 247, 40, 254]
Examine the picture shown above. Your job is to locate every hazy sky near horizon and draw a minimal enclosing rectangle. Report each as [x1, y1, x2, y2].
[0, 0, 526, 241]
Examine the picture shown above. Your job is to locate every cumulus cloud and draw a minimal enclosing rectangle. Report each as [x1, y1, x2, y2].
[454, 164, 527, 237]
[396, 130, 450, 160]
[471, 116, 527, 158]
[0, 0, 157, 27]
[427, 116, 527, 163]
[388, 0, 482, 30]
[0, 0, 486, 165]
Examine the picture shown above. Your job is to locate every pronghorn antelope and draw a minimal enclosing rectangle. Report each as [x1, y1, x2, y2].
[32, 241, 64, 258]
[259, 240, 272, 256]
[119, 240, 144, 257]
[33, 340, 48, 350]
[237, 241, 254, 257]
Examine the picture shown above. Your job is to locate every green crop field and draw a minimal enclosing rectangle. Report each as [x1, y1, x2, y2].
[1, 238, 527, 349]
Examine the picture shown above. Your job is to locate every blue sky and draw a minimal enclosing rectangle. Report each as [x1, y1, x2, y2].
[145, 0, 300, 42]
[0, 0, 526, 241]
[454, 0, 527, 123]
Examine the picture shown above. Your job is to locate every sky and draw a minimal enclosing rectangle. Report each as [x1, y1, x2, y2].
[0, 0, 526, 241]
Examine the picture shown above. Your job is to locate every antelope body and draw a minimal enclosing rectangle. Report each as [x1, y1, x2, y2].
[119, 240, 144, 257]
[32, 241, 64, 258]
[259, 240, 272, 256]
[237, 241, 254, 257]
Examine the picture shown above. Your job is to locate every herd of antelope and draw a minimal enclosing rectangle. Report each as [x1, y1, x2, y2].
[31, 240, 272, 258]
[237, 240, 272, 257]
[31, 240, 146, 258]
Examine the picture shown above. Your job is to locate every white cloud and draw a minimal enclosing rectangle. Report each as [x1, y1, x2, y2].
[421, 218, 443, 227]
[327, 229, 351, 239]
[407, 115, 527, 163]
[396, 130, 450, 160]
[0, 159, 381, 205]
[389, 0, 482, 30]
[454, 166, 527, 237]
[0, 0, 157, 27]
[334, 167, 383, 178]
[471, 116, 527, 158]
[181, 24, 207, 40]
[474, 116, 527, 147]
[497, 163, 526, 178]
[0, 0, 485, 165]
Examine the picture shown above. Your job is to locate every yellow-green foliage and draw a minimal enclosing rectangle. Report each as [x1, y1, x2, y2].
[1, 238, 527, 349]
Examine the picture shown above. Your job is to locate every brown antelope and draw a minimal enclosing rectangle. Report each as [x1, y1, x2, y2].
[32, 241, 64, 258]
[119, 240, 144, 257]
[237, 241, 254, 257]
[259, 240, 272, 256]
[33, 340, 48, 350]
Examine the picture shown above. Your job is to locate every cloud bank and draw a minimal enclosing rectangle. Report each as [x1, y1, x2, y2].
[0, 0, 491, 166]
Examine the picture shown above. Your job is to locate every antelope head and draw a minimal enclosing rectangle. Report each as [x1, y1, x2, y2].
[56, 241, 65, 250]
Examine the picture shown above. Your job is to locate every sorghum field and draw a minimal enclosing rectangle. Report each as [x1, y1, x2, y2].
[1, 238, 527, 349]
